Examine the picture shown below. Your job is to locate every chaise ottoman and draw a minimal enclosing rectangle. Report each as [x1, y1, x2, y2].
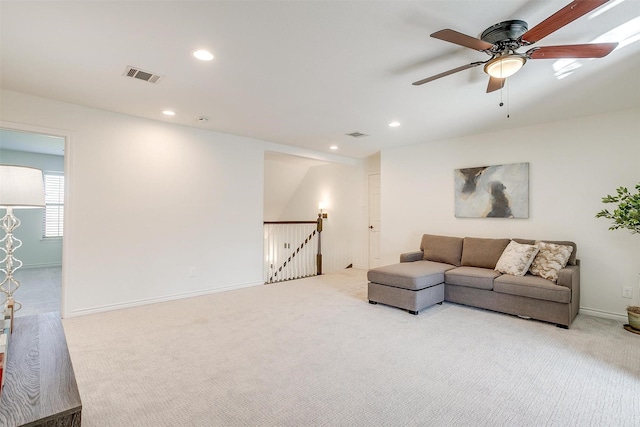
[367, 260, 452, 314]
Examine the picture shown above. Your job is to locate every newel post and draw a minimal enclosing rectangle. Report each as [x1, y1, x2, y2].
[316, 213, 323, 275]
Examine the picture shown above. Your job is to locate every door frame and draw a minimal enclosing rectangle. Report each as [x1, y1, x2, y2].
[1, 120, 71, 317]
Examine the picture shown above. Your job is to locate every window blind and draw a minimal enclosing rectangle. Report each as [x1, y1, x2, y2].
[43, 172, 64, 238]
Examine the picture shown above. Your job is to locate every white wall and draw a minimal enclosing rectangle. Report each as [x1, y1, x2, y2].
[381, 108, 640, 320]
[263, 153, 326, 221]
[277, 161, 369, 272]
[0, 149, 64, 267]
[365, 151, 381, 176]
[1, 90, 265, 317]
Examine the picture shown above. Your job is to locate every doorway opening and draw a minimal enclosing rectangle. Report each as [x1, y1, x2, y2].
[0, 127, 66, 317]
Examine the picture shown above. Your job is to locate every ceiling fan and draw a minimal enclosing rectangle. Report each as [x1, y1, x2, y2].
[413, 0, 619, 93]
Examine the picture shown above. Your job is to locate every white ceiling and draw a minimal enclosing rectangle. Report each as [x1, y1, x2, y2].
[1, 1, 639, 159]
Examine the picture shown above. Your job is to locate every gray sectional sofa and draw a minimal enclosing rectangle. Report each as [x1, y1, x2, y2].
[367, 234, 580, 328]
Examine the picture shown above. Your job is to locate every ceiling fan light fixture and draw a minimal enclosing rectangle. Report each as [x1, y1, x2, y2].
[484, 54, 527, 78]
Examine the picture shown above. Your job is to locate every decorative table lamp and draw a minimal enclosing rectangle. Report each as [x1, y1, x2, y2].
[0, 165, 45, 311]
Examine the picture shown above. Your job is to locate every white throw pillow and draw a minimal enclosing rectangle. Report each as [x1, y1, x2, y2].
[529, 241, 574, 283]
[495, 241, 540, 276]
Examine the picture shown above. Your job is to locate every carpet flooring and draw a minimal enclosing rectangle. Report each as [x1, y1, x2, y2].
[62, 269, 640, 426]
[10, 266, 61, 317]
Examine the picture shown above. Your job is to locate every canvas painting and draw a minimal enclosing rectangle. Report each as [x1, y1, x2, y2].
[455, 162, 529, 218]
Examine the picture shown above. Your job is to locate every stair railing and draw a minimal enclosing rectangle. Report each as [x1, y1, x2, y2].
[263, 218, 323, 283]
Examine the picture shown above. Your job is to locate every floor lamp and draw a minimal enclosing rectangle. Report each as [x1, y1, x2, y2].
[0, 165, 45, 312]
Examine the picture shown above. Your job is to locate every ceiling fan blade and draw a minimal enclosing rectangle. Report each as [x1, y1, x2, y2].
[431, 29, 494, 51]
[521, 0, 610, 44]
[412, 62, 484, 86]
[528, 43, 618, 59]
[486, 76, 505, 93]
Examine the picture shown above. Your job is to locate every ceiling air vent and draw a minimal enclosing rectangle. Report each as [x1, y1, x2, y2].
[123, 66, 163, 84]
[346, 132, 368, 138]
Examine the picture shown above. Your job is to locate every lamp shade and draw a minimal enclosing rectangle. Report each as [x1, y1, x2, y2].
[0, 165, 45, 208]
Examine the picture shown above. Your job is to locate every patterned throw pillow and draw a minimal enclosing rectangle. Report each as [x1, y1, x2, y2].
[529, 241, 574, 283]
[495, 241, 540, 276]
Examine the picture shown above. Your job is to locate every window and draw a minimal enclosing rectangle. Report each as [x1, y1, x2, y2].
[43, 172, 64, 238]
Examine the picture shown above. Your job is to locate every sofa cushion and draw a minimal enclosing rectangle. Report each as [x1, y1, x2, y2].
[445, 266, 501, 290]
[494, 274, 571, 303]
[529, 241, 574, 283]
[367, 260, 453, 291]
[513, 238, 577, 266]
[420, 234, 463, 267]
[494, 241, 539, 276]
[461, 237, 510, 269]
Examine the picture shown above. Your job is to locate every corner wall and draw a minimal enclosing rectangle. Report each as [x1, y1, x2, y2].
[381, 108, 640, 320]
[277, 161, 369, 272]
[1, 90, 265, 317]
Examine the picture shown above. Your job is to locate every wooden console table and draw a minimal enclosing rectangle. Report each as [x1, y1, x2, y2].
[0, 312, 82, 426]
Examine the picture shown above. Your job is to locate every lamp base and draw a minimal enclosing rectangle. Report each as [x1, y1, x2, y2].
[1, 208, 23, 312]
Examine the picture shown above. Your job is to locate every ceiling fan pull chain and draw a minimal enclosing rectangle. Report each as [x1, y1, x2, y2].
[498, 80, 511, 119]
[507, 79, 511, 119]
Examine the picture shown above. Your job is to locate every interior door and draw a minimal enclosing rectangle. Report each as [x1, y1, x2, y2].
[368, 173, 381, 268]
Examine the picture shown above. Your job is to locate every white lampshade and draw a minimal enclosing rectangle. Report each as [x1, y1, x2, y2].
[0, 165, 45, 208]
[484, 55, 526, 79]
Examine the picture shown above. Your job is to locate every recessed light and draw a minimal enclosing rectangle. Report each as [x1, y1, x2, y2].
[162, 110, 176, 116]
[389, 121, 401, 127]
[193, 49, 214, 61]
[329, 145, 338, 150]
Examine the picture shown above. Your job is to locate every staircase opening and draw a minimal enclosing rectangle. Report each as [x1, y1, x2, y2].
[263, 218, 323, 284]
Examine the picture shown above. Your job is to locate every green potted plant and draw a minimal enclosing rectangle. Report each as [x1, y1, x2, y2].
[596, 183, 640, 331]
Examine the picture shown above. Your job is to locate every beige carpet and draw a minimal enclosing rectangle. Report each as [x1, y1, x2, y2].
[63, 269, 640, 426]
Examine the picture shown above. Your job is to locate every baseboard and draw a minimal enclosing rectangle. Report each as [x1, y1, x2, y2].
[21, 263, 63, 269]
[579, 307, 627, 322]
[65, 280, 264, 318]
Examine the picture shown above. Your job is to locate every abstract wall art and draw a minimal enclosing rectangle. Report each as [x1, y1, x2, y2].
[454, 162, 529, 218]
